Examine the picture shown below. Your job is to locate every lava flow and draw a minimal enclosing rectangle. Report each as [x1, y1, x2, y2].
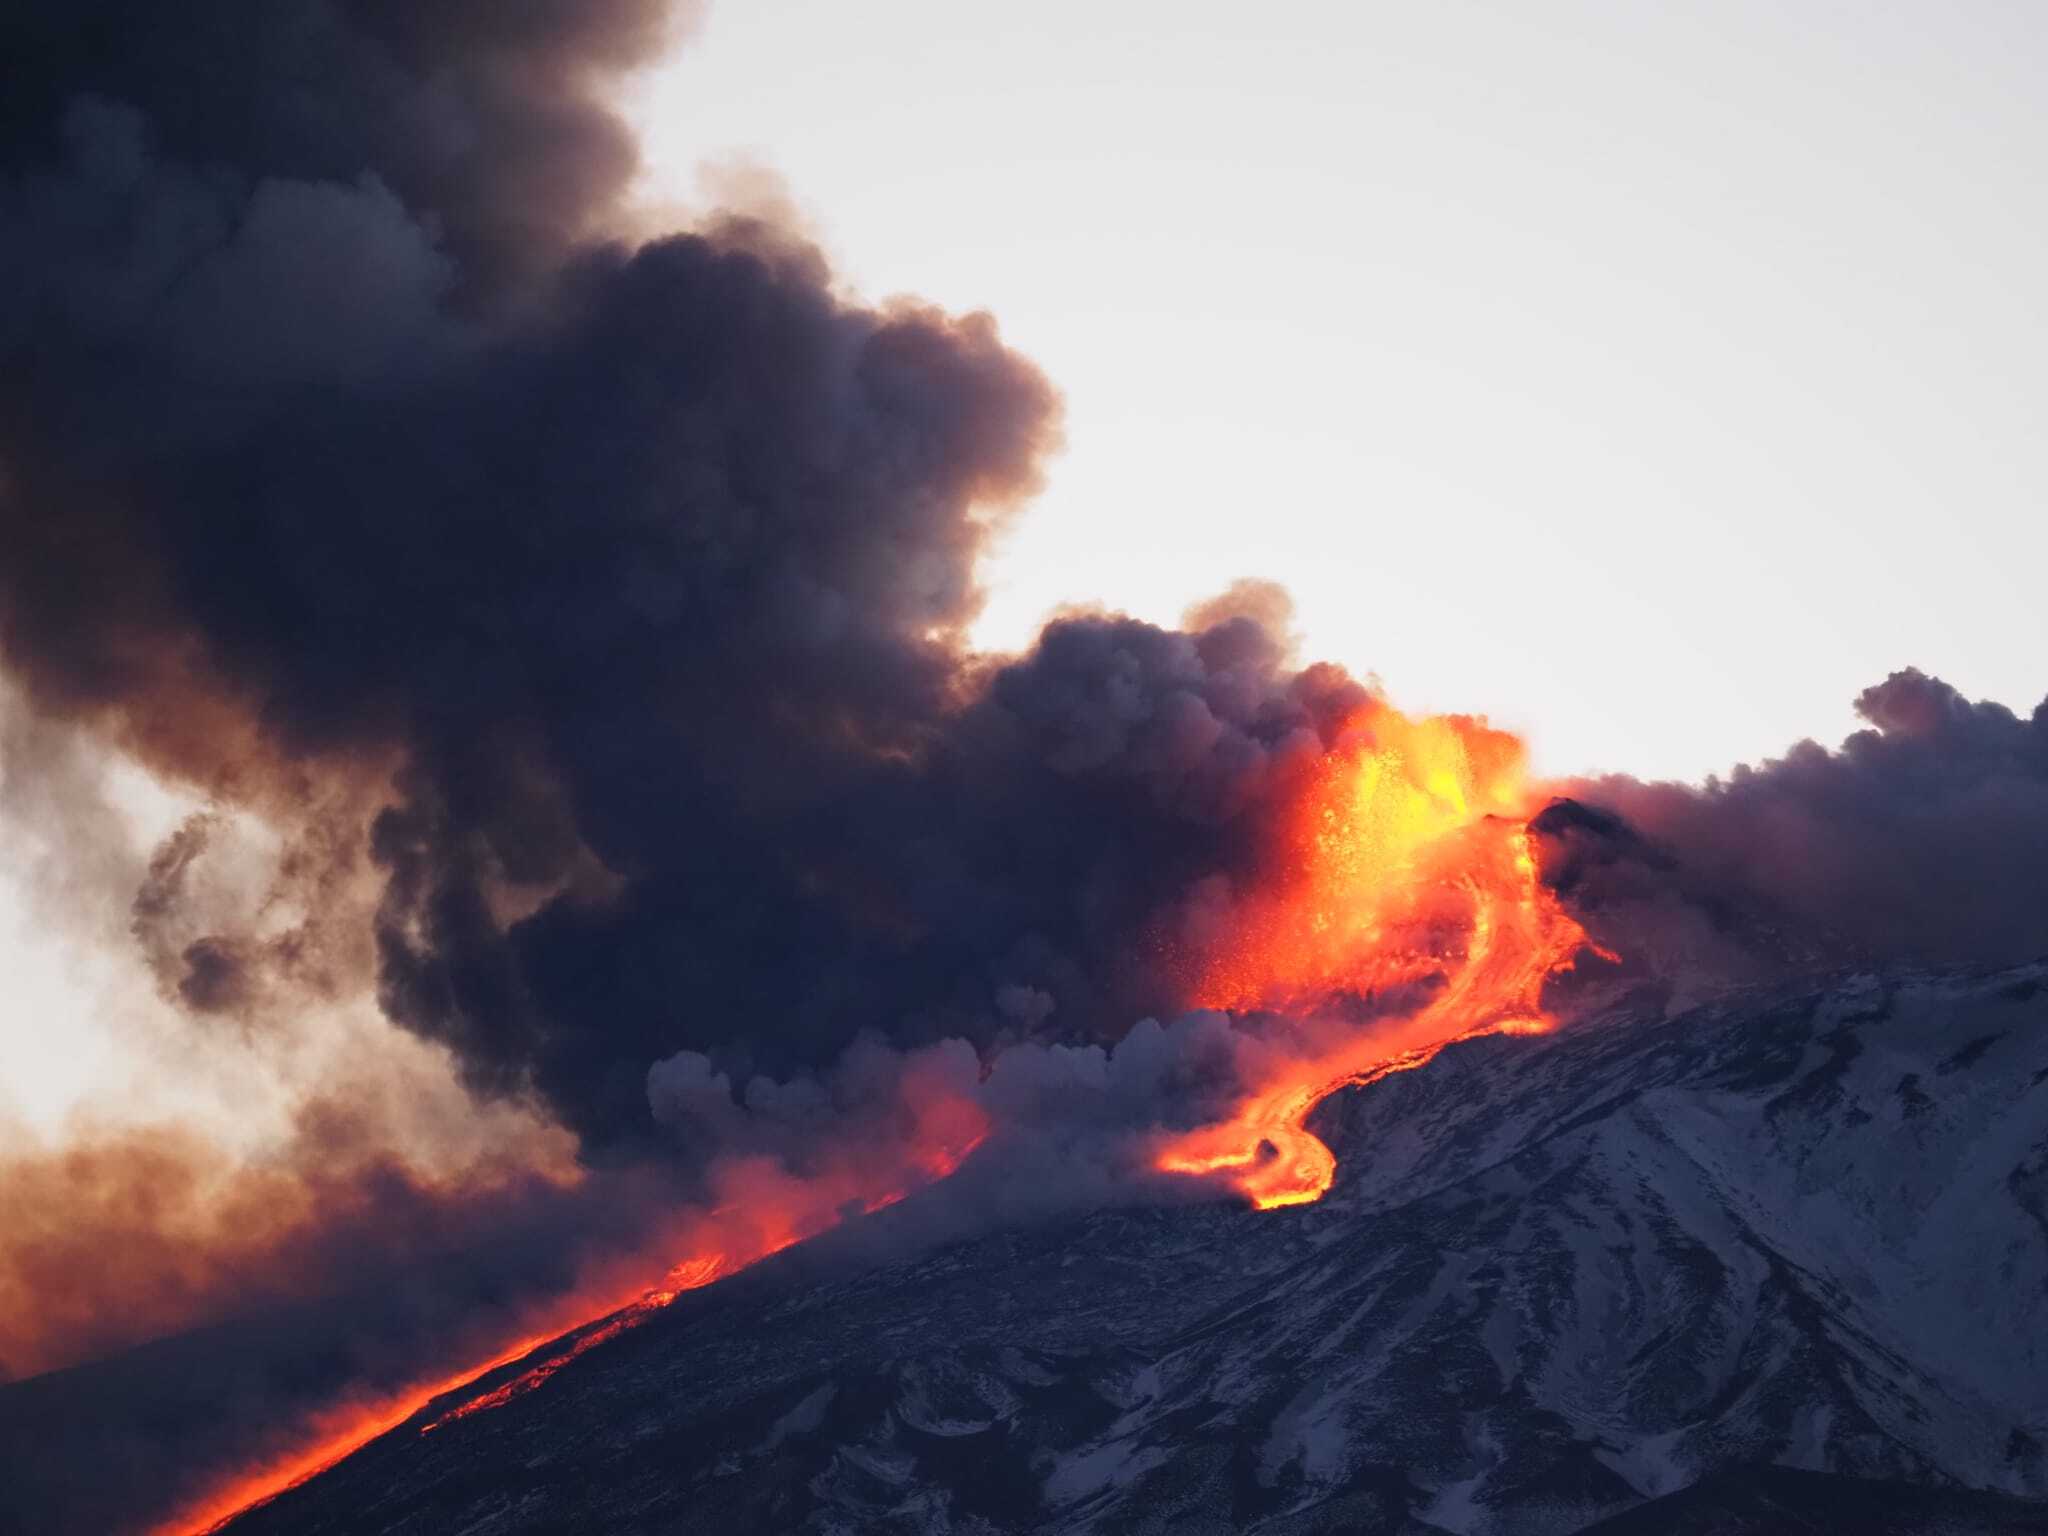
[150, 1105, 989, 1536]
[1156, 703, 1600, 1209]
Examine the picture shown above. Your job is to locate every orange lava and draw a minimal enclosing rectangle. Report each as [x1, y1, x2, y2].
[1157, 703, 1598, 1209]
[150, 1102, 988, 1535]
[411, 1153, 970, 1441]
[144, 1328, 575, 1536]
[416, 1260, 729, 1435]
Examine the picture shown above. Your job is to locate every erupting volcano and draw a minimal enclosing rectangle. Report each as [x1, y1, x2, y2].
[7, 4, 2047, 1534]
[147, 699, 1595, 1535]
[1157, 705, 1602, 1208]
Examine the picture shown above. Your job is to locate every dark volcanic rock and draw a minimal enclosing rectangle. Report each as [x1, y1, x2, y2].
[1572, 1465, 2048, 1534]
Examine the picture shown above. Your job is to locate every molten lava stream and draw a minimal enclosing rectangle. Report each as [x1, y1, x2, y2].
[148, 1117, 988, 1536]
[144, 1264, 729, 1536]
[148, 1324, 621, 1536]
[1156, 705, 1599, 1210]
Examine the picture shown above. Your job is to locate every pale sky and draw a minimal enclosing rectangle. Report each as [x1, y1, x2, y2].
[627, 0, 2048, 781]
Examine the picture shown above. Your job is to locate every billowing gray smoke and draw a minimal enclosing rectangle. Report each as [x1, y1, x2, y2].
[9, 1, 2042, 1157]
[1548, 668, 2048, 988]
[0, 15, 1400, 1521]
[0, 3, 1393, 1155]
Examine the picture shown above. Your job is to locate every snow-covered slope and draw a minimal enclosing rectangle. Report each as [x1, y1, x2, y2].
[225, 961, 2048, 1535]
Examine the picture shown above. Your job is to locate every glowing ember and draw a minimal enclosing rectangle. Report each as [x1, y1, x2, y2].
[1157, 703, 1600, 1210]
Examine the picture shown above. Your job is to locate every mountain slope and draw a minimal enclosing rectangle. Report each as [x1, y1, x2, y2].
[1572, 1466, 2048, 1534]
[209, 961, 2048, 1532]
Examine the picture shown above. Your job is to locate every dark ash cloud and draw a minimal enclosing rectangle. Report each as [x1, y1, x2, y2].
[1547, 668, 2048, 984]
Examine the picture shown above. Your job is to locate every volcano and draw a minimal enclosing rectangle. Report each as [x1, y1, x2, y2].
[6, 7, 2048, 1535]
[12, 958, 2042, 1536]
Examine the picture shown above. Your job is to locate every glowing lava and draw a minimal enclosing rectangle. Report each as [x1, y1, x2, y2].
[1157, 703, 1599, 1209]
[416, 1258, 733, 1435]
[142, 1329, 587, 1536]
[414, 1163, 950, 1438]
[150, 1104, 988, 1535]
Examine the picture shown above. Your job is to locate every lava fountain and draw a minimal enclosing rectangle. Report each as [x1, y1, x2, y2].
[1155, 703, 1601, 1209]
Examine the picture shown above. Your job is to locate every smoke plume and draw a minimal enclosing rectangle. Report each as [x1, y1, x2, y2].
[1547, 668, 2048, 987]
